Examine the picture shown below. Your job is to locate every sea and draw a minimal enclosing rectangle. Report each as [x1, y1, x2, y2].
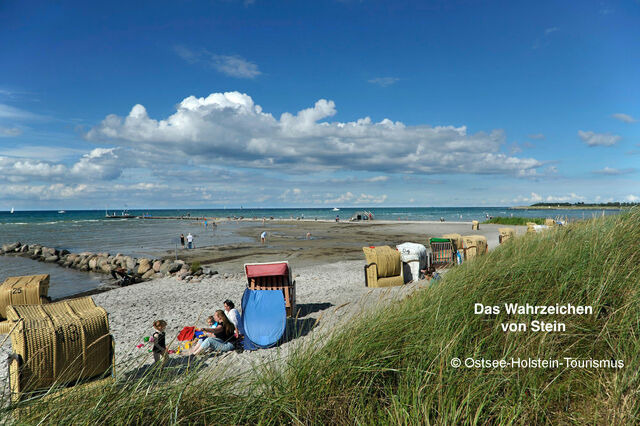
[0, 207, 622, 298]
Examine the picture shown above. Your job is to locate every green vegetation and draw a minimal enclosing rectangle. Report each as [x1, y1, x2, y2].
[189, 261, 201, 273]
[5, 208, 640, 423]
[483, 216, 545, 225]
[531, 201, 638, 208]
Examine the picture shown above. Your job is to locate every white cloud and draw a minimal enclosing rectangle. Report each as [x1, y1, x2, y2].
[533, 28, 559, 49]
[355, 193, 387, 204]
[545, 27, 559, 35]
[0, 104, 39, 120]
[625, 194, 639, 202]
[366, 176, 389, 183]
[593, 167, 636, 175]
[174, 46, 261, 79]
[0, 148, 126, 183]
[368, 77, 400, 87]
[528, 133, 545, 140]
[578, 130, 620, 147]
[211, 55, 261, 79]
[324, 192, 354, 204]
[0, 183, 88, 200]
[86, 91, 543, 177]
[545, 193, 584, 203]
[611, 113, 637, 123]
[0, 126, 21, 137]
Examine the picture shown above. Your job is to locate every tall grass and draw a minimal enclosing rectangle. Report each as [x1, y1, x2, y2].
[483, 216, 545, 225]
[7, 208, 640, 424]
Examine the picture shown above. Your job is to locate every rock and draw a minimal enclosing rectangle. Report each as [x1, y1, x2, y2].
[191, 276, 202, 283]
[142, 269, 156, 280]
[2, 242, 20, 252]
[124, 256, 136, 271]
[168, 262, 182, 273]
[32, 248, 42, 257]
[185, 276, 193, 282]
[100, 262, 114, 274]
[223, 273, 229, 279]
[88, 257, 98, 270]
[153, 260, 162, 272]
[20, 244, 29, 252]
[137, 258, 151, 275]
[159, 261, 172, 274]
[59, 249, 70, 256]
[210, 270, 219, 276]
[194, 269, 203, 276]
[44, 255, 59, 263]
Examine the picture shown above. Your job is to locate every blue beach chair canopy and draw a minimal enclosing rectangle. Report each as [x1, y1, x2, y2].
[241, 288, 286, 350]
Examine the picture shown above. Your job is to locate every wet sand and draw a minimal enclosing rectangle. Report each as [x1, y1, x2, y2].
[166, 219, 525, 273]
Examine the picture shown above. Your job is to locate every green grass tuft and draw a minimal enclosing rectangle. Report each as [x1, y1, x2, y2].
[484, 216, 545, 225]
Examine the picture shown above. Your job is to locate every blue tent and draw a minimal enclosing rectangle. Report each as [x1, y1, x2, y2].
[241, 288, 287, 350]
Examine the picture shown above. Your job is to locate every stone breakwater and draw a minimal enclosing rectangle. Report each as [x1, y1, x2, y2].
[0, 241, 218, 283]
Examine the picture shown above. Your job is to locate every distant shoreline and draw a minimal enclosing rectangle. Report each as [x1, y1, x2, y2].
[510, 206, 628, 210]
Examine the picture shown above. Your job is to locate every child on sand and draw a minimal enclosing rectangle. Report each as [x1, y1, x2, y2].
[151, 319, 168, 364]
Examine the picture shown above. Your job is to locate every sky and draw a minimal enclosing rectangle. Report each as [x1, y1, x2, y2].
[0, 0, 638, 210]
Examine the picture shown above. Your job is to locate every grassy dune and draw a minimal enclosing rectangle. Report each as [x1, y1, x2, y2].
[6, 208, 640, 424]
[484, 216, 545, 225]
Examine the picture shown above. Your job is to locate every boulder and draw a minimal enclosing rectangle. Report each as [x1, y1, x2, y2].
[88, 257, 99, 270]
[124, 256, 136, 271]
[159, 261, 172, 274]
[152, 260, 162, 272]
[142, 269, 156, 280]
[101, 262, 114, 274]
[137, 258, 152, 275]
[2, 242, 20, 252]
[20, 244, 29, 252]
[59, 249, 70, 256]
[168, 262, 183, 273]
[44, 255, 59, 263]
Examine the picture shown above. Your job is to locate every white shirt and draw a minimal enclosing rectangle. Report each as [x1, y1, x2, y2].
[226, 308, 243, 334]
[187, 234, 193, 243]
[260, 231, 266, 239]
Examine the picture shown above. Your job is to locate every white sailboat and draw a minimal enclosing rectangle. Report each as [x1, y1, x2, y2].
[332, 207, 340, 211]
[10, 207, 14, 214]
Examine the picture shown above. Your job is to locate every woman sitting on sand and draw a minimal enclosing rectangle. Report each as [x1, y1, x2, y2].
[190, 310, 236, 355]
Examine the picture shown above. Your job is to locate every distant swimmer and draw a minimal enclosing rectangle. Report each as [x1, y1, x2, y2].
[306, 232, 311, 240]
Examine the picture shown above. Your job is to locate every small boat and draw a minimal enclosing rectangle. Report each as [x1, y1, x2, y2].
[332, 208, 340, 211]
[58, 210, 66, 214]
[105, 209, 135, 219]
[10, 207, 14, 214]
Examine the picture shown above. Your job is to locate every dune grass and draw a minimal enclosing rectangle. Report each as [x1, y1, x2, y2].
[483, 216, 545, 225]
[5, 208, 640, 424]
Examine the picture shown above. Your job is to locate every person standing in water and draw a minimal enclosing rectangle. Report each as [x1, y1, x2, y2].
[260, 231, 267, 244]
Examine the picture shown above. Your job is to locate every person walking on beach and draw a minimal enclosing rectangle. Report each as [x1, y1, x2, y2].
[260, 231, 267, 244]
[151, 319, 168, 365]
[180, 233, 185, 248]
[187, 233, 194, 249]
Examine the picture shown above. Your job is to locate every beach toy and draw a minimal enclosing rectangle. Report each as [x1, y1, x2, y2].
[143, 336, 150, 342]
[136, 343, 144, 349]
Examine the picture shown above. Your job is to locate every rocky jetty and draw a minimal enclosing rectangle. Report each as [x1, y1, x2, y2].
[0, 241, 219, 283]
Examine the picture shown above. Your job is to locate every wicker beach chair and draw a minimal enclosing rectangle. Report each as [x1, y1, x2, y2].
[472, 220, 480, 230]
[244, 261, 296, 317]
[498, 228, 515, 244]
[0, 274, 50, 320]
[462, 235, 488, 259]
[5, 297, 114, 402]
[429, 238, 456, 269]
[362, 246, 404, 287]
[442, 233, 464, 252]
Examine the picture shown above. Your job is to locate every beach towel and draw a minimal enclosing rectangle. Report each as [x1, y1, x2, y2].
[177, 326, 195, 341]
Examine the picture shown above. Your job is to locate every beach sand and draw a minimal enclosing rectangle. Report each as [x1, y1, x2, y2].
[0, 221, 525, 391]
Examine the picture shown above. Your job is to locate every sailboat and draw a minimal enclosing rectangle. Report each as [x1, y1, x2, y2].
[332, 207, 340, 212]
[10, 207, 14, 214]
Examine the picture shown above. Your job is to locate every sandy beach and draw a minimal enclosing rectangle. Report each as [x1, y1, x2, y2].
[0, 220, 525, 390]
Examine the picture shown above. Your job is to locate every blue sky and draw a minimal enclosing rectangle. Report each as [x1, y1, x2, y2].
[0, 0, 638, 209]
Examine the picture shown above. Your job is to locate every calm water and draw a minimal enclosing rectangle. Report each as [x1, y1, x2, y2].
[0, 207, 622, 298]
